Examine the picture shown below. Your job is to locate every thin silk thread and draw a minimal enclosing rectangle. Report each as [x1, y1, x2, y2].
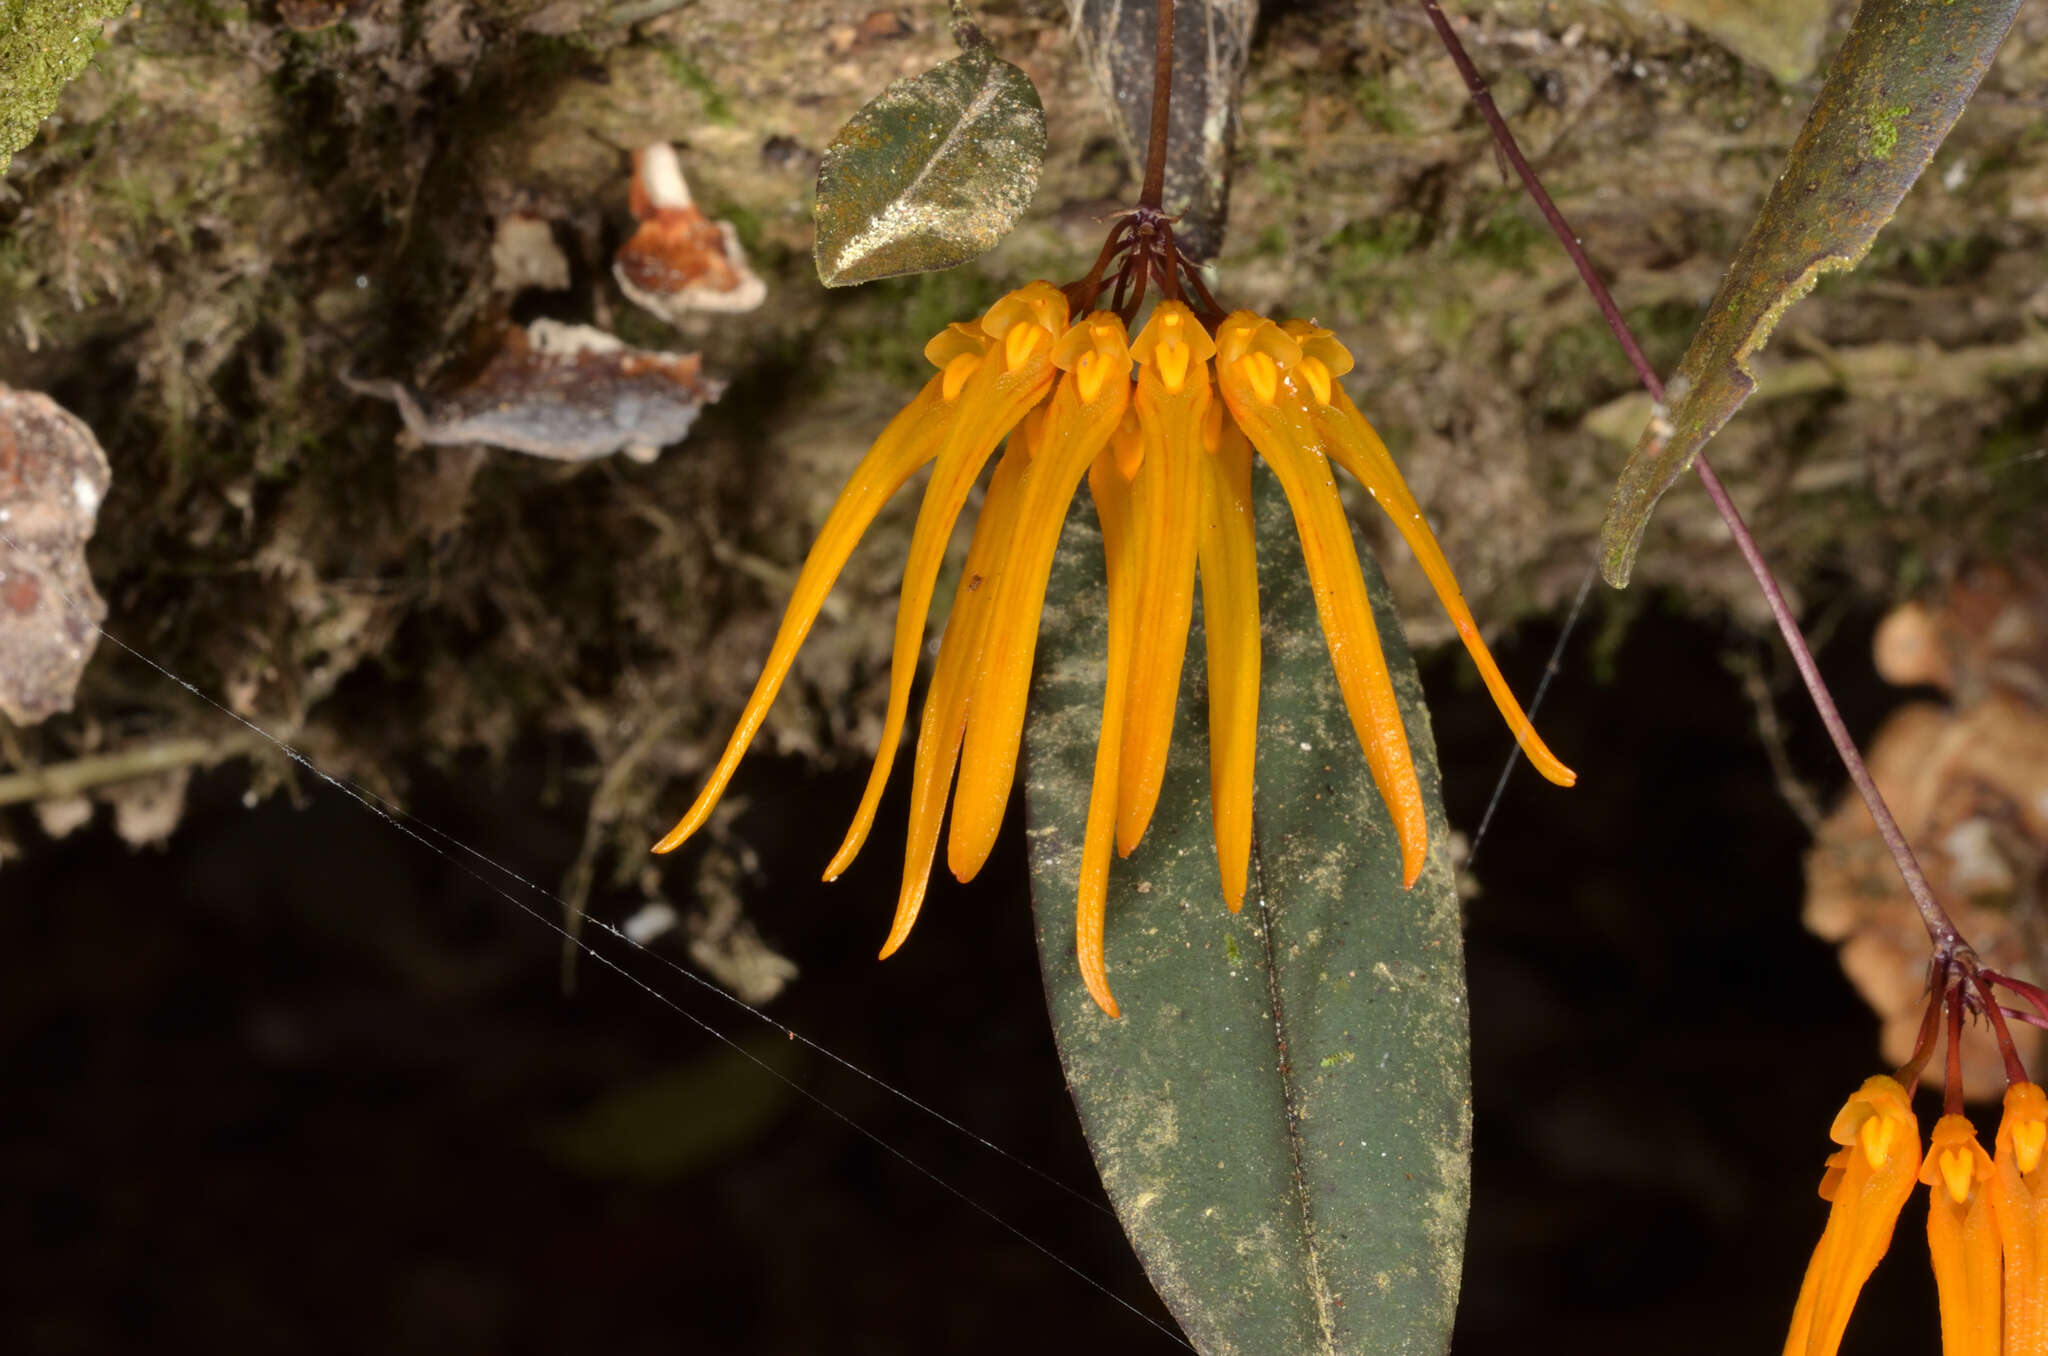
[0, 520, 1191, 1353]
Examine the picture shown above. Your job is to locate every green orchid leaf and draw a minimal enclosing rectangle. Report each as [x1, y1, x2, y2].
[812, 31, 1046, 288]
[1597, 0, 2023, 588]
[1, 0, 123, 174]
[1024, 475, 1469, 1356]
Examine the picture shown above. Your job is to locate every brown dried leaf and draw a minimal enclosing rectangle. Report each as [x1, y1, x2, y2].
[0, 386, 111, 725]
[1805, 565, 2048, 1100]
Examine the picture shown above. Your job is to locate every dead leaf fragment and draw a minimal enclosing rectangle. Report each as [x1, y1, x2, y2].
[491, 213, 571, 294]
[0, 386, 112, 725]
[1805, 565, 2048, 1100]
[108, 766, 192, 849]
[345, 319, 725, 464]
[614, 144, 766, 320]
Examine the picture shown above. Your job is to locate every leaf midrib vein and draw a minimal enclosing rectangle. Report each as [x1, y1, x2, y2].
[1250, 820, 1339, 1355]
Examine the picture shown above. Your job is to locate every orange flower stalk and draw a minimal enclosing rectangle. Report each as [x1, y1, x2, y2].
[654, 248, 1575, 1013]
[1783, 1075, 1921, 1356]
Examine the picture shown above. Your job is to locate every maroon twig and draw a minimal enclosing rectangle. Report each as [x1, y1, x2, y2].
[1139, 0, 1175, 211]
[1946, 984, 1969, 1115]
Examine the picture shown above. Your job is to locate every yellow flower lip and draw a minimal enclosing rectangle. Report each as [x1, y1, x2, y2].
[1129, 300, 1218, 396]
[1050, 311, 1133, 405]
[1830, 1074, 1916, 1161]
[980, 279, 1068, 344]
[1213, 312, 1302, 369]
[1922, 1116, 1989, 1203]
[2004, 1079, 2048, 1173]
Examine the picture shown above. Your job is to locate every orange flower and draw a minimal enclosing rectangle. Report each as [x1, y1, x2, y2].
[1783, 1075, 1922, 1356]
[1990, 1080, 2048, 1352]
[655, 284, 1575, 1015]
[1923, 1113, 2001, 1356]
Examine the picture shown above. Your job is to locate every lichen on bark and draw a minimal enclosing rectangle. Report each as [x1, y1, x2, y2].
[0, 0, 123, 175]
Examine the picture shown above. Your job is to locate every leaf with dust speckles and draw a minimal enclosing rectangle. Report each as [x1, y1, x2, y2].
[1599, 0, 2022, 588]
[812, 41, 1045, 287]
[1024, 476, 1469, 1356]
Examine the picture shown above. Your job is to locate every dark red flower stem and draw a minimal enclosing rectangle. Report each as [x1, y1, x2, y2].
[1947, 984, 1968, 1116]
[1972, 969, 2031, 1085]
[1066, 0, 1224, 330]
[1897, 977, 1945, 1094]
[1140, 0, 1175, 211]
[1418, 0, 1971, 971]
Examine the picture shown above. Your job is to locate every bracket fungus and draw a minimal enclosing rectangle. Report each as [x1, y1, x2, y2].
[614, 143, 767, 321]
[0, 386, 112, 725]
[346, 319, 725, 464]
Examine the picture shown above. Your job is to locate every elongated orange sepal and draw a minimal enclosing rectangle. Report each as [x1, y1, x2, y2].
[1782, 1075, 1921, 1356]
[824, 283, 1068, 879]
[1292, 320, 1573, 789]
[946, 314, 1131, 883]
[1217, 312, 1427, 887]
[1114, 302, 1214, 857]
[1923, 1114, 2001, 1356]
[877, 439, 1032, 957]
[1990, 1080, 2048, 1356]
[653, 373, 961, 855]
[1076, 424, 1143, 1018]
[1196, 411, 1259, 910]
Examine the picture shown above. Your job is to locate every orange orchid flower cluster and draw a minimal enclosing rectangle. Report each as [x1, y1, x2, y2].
[655, 279, 1574, 1016]
[1787, 982, 2048, 1356]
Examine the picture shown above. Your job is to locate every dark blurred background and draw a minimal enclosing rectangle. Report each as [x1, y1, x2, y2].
[4, 586, 1955, 1356]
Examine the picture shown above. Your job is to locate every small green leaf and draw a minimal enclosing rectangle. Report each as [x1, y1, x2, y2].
[1597, 0, 2023, 587]
[1024, 476, 1469, 1356]
[533, 1037, 800, 1184]
[812, 41, 1046, 287]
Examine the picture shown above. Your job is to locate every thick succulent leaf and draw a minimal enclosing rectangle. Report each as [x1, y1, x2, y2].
[812, 39, 1046, 287]
[1024, 475, 1469, 1356]
[1597, 0, 2023, 587]
[1066, 0, 1257, 262]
